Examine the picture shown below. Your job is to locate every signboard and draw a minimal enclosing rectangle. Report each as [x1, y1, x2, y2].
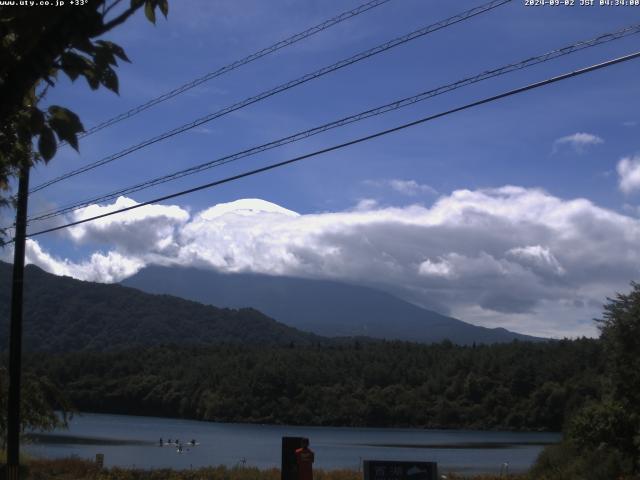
[363, 460, 437, 480]
[281, 436, 307, 480]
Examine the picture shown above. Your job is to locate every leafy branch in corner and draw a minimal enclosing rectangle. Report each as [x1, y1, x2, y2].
[0, 0, 169, 210]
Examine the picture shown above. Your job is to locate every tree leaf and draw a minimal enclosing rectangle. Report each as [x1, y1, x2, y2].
[74, 38, 95, 55]
[82, 68, 100, 90]
[48, 106, 84, 151]
[100, 67, 119, 94]
[94, 45, 117, 68]
[49, 106, 83, 130]
[96, 40, 130, 63]
[159, 0, 169, 18]
[28, 107, 45, 134]
[144, 1, 156, 24]
[60, 52, 91, 82]
[38, 126, 57, 162]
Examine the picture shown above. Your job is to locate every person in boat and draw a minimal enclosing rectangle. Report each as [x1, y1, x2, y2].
[295, 438, 314, 480]
[190, 439, 196, 446]
[177, 444, 183, 453]
[159, 438, 163, 446]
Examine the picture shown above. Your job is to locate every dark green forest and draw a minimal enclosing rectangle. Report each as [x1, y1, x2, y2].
[0, 262, 320, 351]
[25, 338, 603, 432]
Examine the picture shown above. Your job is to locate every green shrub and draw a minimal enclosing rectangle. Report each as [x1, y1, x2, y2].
[531, 441, 635, 480]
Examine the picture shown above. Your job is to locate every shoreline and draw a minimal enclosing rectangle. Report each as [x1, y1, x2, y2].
[53, 409, 564, 435]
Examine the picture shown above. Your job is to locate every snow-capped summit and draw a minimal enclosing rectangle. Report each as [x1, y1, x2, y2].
[198, 199, 300, 220]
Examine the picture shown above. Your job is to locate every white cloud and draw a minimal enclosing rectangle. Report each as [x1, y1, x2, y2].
[364, 178, 437, 196]
[354, 198, 378, 211]
[388, 179, 438, 196]
[553, 132, 604, 153]
[68, 196, 190, 254]
[418, 258, 454, 278]
[25, 240, 143, 283]
[507, 245, 565, 276]
[21, 188, 640, 338]
[623, 121, 637, 127]
[617, 155, 640, 194]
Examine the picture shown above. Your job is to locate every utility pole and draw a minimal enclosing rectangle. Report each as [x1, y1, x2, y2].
[5, 161, 30, 480]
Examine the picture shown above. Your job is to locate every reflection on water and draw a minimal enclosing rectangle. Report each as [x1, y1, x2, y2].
[25, 412, 560, 475]
[25, 433, 151, 446]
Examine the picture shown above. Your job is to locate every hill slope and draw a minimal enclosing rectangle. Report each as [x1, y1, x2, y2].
[0, 261, 320, 352]
[122, 265, 543, 344]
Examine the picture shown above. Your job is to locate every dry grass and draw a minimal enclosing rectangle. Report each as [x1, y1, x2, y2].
[17, 458, 532, 480]
[22, 456, 101, 479]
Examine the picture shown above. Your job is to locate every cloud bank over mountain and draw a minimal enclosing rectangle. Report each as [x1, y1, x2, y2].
[15, 186, 640, 337]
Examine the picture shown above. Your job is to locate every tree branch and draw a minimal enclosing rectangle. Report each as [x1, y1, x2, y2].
[103, 0, 125, 18]
[98, 3, 141, 36]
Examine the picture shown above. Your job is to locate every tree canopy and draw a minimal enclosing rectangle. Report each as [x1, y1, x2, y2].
[597, 281, 640, 410]
[24, 338, 604, 432]
[534, 282, 640, 478]
[0, 366, 73, 448]
[0, 0, 169, 227]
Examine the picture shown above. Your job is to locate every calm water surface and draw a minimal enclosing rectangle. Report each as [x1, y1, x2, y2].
[25, 413, 560, 476]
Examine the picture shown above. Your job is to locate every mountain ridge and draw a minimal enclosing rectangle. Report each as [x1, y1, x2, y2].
[122, 265, 544, 344]
[0, 261, 321, 352]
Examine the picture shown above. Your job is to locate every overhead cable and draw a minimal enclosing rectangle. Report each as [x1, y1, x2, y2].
[71, 0, 394, 142]
[30, 0, 511, 194]
[26, 23, 640, 223]
[15, 50, 640, 242]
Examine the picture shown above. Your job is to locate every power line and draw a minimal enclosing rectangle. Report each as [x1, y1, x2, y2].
[15, 50, 640, 242]
[71, 0, 394, 143]
[30, 0, 511, 194]
[26, 23, 640, 224]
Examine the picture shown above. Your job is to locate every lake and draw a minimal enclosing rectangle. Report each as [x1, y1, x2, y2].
[25, 413, 560, 476]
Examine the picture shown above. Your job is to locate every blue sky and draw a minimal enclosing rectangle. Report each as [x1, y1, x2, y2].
[4, 0, 640, 337]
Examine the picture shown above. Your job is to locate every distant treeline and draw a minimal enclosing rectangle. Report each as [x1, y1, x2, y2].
[26, 338, 604, 431]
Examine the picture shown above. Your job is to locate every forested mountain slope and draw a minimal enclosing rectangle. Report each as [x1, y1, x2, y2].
[0, 261, 320, 351]
[123, 265, 543, 345]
